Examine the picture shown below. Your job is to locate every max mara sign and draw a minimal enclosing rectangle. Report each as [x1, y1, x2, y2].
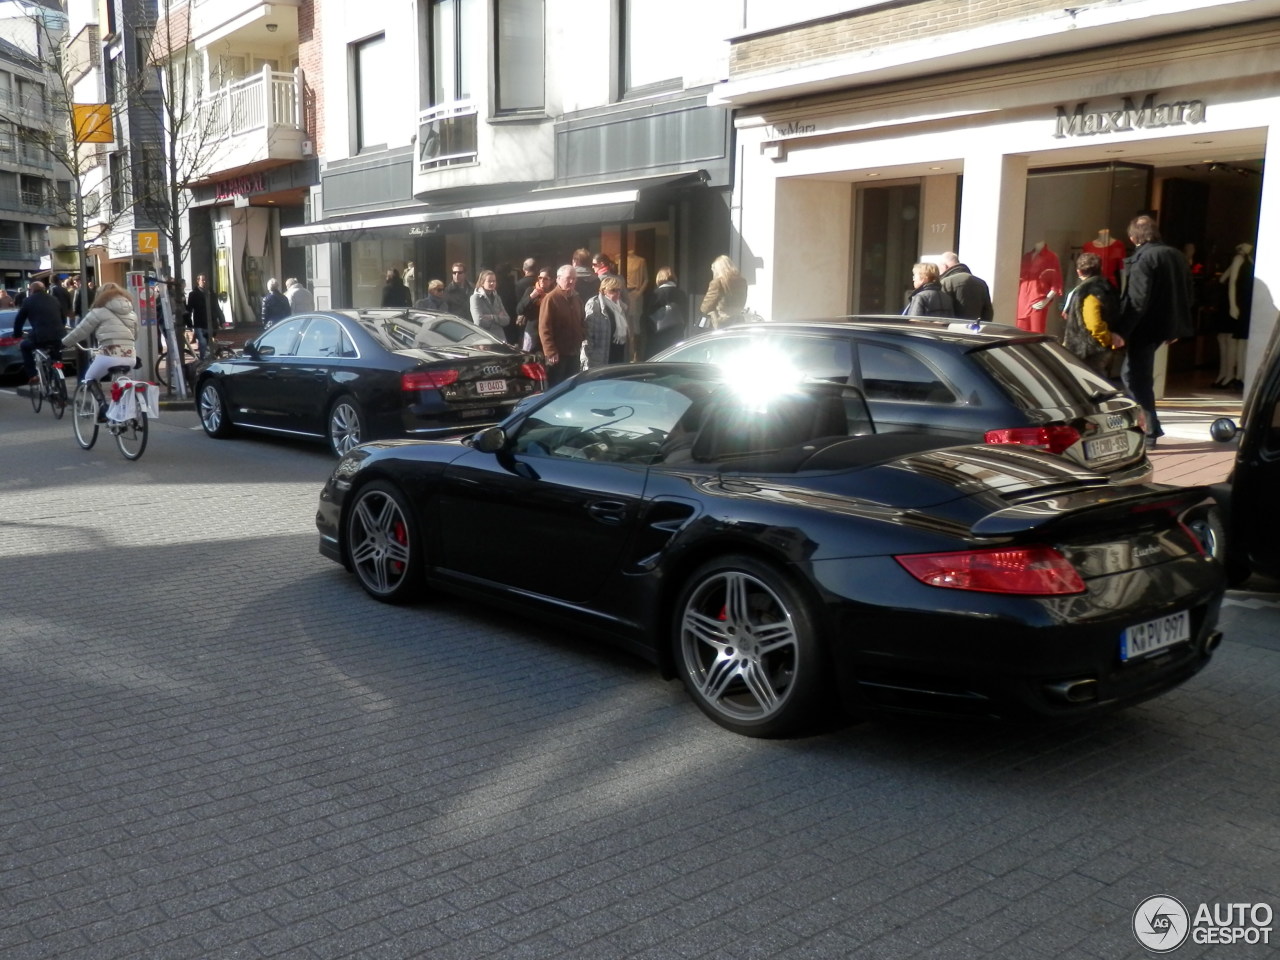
[1054, 93, 1207, 139]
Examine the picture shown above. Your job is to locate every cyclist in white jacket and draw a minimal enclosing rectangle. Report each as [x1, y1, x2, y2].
[63, 283, 140, 383]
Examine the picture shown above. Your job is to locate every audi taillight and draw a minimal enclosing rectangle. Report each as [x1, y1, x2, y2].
[402, 369, 458, 391]
[0, 336, 20, 347]
[984, 425, 1081, 455]
[520, 361, 547, 382]
[895, 545, 1086, 595]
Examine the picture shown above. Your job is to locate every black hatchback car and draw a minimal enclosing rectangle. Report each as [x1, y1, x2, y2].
[654, 317, 1152, 484]
[196, 309, 546, 456]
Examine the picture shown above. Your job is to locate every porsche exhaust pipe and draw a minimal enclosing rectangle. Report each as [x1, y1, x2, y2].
[1045, 678, 1098, 704]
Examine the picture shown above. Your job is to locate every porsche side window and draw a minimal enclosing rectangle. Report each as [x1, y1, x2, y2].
[513, 379, 695, 463]
[857, 343, 956, 403]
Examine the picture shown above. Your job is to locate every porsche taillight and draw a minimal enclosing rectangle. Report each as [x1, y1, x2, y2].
[984, 425, 1082, 455]
[895, 545, 1086, 595]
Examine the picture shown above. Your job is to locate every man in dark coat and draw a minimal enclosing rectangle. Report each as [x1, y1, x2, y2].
[938, 253, 994, 323]
[1110, 215, 1194, 446]
[187, 274, 225, 358]
[51, 276, 73, 321]
[444, 262, 471, 319]
[12, 281, 66, 382]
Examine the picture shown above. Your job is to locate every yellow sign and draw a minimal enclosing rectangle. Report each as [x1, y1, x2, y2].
[73, 104, 114, 144]
[134, 231, 159, 255]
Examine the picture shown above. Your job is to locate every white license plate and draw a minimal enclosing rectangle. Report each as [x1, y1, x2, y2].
[1120, 610, 1190, 661]
[1085, 433, 1129, 462]
[475, 379, 507, 396]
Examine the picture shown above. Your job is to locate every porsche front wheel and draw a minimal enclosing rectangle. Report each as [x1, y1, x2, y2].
[345, 481, 423, 603]
[674, 555, 829, 737]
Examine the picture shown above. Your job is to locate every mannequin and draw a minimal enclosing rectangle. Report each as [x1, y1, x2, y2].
[1016, 241, 1062, 333]
[1214, 243, 1253, 388]
[1082, 228, 1126, 287]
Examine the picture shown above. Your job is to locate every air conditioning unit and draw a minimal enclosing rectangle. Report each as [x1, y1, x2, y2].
[301, 140, 314, 157]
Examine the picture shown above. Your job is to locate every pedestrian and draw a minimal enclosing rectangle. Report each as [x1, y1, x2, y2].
[413, 279, 449, 312]
[260, 278, 291, 327]
[1060, 253, 1115, 377]
[380, 269, 411, 308]
[700, 255, 748, 329]
[572, 248, 598, 304]
[583, 276, 630, 369]
[186, 274, 225, 359]
[0, 288, 13, 308]
[937, 252, 994, 323]
[444, 262, 471, 319]
[62, 283, 139, 418]
[515, 258, 538, 302]
[902, 262, 957, 318]
[51, 275, 73, 321]
[285, 277, 315, 314]
[538, 264, 585, 387]
[644, 267, 687, 358]
[11, 280, 65, 383]
[1111, 215, 1194, 447]
[402, 260, 417, 301]
[470, 269, 511, 342]
[515, 269, 554, 353]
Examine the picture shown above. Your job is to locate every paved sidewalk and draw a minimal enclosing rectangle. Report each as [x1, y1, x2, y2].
[1147, 392, 1241, 487]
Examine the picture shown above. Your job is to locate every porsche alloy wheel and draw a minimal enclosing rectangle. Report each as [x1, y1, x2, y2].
[346, 481, 421, 603]
[676, 555, 828, 737]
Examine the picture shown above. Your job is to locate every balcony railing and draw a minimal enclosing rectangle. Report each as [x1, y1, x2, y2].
[0, 237, 45, 260]
[0, 89, 48, 123]
[417, 101, 478, 172]
[185, 67, 303, 142]
[0, 188, 55, 215]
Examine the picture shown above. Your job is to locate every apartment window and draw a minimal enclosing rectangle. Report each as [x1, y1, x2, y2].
[353, 35, 389, 152]
[621, 0, 681, 94]
[108, 149, 129, 214]
[428, 0, 481, 107]
[494, 0, 543, 114]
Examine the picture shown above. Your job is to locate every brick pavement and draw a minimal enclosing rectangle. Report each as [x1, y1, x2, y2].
[1, 391, 1277, 960]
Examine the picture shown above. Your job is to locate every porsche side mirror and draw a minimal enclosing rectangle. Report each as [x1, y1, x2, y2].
[472, 426, 507, 453]
[1209, 417, 1238, 443]
[243, 341, 260, 359]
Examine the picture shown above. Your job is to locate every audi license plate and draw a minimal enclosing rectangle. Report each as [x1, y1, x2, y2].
[1085, 433, 1129, 462]
[1120, 610, 1190, 661]
[475, 379, 507, 396]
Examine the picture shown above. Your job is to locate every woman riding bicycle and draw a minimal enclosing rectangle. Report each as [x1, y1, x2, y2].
[63, 283, 139, 418]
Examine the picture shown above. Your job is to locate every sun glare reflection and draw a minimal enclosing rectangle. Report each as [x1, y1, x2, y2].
[719, 347, 807, 407]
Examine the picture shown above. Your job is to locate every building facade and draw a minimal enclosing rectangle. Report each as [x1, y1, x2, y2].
[283, 0, 738, 322]
[715, 0, 1280, 387]
[0, 2, 70, 293]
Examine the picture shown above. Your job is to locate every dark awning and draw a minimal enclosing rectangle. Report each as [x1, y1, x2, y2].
[282, 171, 709, 247]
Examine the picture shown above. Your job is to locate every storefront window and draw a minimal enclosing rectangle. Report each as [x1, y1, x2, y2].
[352, 239, 415, 308]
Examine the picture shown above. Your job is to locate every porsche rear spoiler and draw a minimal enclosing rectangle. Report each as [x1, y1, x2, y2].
[971, 484, 1212, 538]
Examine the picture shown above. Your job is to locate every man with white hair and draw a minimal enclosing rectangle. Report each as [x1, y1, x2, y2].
[285, 277, 315, 314]
[938, 252, 993, 323]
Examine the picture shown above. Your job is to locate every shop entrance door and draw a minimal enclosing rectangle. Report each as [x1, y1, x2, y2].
[853, 183, 921, 315]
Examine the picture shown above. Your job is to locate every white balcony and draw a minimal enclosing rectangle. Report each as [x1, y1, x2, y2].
[183, 66, 307, 183]
[417, 101, 479, 173]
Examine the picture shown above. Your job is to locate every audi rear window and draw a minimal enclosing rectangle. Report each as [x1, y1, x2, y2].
[974, 340, 1119, 408]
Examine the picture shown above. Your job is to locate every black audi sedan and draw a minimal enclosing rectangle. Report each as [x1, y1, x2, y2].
[317, 362, 1223, 737]
[196, 309, 546, 456]
[654, 317, 1152, 484]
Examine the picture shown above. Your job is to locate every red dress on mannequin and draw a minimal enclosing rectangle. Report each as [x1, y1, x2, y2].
[1016, 244, 1062, 333]
[1082, 236, 1127, 287]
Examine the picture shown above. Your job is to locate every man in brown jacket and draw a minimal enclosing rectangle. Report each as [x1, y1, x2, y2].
[539, 264, 585, 386]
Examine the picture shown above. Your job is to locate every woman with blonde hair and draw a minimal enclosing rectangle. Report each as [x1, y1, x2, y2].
[700, 255, 747, 328]
[470, 269, 511, 342]
[62, 282, 139, 386]
[584, 275, 631, 369]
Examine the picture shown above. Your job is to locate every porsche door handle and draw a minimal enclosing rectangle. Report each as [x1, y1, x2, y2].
[586, 500, 628, 525]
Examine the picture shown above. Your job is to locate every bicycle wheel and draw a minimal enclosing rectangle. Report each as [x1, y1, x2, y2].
[154, 347, 195, 388]
[30, 369, 43, 413]
[72, 381, 99, 450]
[49, 375, 67, 419]
[114, 411, 148, 460]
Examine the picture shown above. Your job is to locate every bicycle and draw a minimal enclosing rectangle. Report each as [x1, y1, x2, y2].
[72, 352, 151, 461]
[154, 333, 236, 386]
[29, 346, 68, 419]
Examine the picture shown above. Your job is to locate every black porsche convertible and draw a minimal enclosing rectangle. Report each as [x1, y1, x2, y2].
[317, 362, 1225, 737]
